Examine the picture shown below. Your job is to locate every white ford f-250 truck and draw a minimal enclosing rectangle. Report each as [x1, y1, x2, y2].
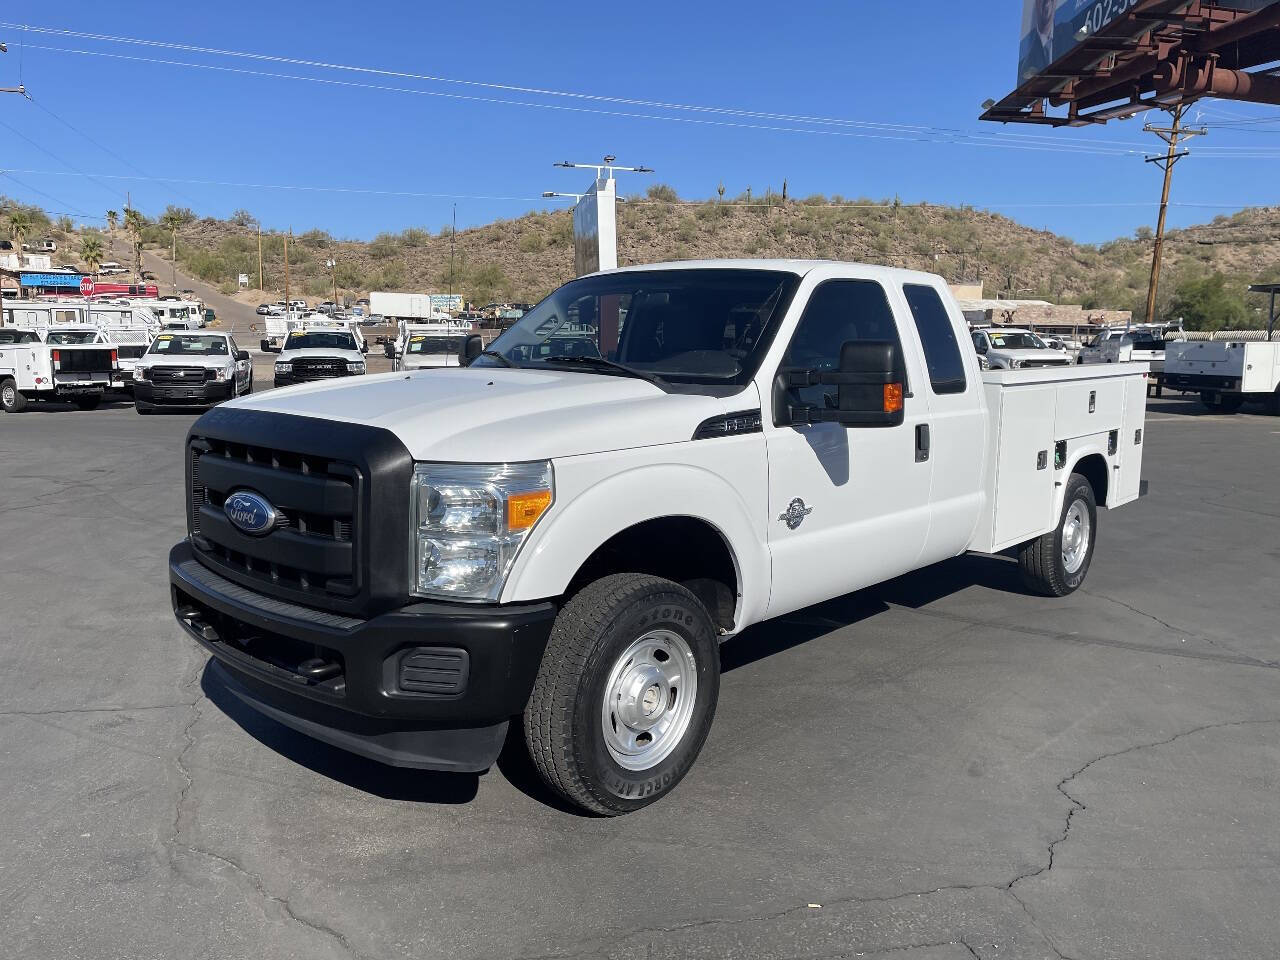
[168, 261, 1149, 814]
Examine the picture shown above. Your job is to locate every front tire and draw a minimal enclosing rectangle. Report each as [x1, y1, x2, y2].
[523, 573, 720, 816]
[1018, 472, 1098, 597]
[1, 378, 27, 413]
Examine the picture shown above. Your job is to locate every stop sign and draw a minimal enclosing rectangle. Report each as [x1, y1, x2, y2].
[79, 276, 94, 297]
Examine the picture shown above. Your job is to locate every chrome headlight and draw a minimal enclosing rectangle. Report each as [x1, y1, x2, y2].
[275, 362, 292, 374]
[214, 366, 229, 381]
[1010, 359, 1024, 369]
[410, 462, 553, 601]
[134, 366, 149, 380]
[347, 360, 365, 374]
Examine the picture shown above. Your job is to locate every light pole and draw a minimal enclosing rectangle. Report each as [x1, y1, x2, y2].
[325, 258, 338, 307]
[0, 42, 29, 97]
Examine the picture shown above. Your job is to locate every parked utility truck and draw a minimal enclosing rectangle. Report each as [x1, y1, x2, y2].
[0, 325, 118, 411]
[168, 261, 1149, 814]
[1164, 284, 1280, 413]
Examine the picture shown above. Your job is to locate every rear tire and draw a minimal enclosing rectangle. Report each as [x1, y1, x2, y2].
[1018, 472, 1097, 597]
[1, 378, 27, 413]
[523, 573, 720, 816]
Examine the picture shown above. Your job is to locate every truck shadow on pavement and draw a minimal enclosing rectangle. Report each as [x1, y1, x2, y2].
[199, 552, 1029, 814]
[199, 667, 482, 805]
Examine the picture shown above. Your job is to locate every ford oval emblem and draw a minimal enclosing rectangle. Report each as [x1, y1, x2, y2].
[224, 490, 279, 536]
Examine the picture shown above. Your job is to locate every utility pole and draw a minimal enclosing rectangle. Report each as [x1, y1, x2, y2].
[1143, 104, 1206, 324]
[170, 226, 177, 295]
[284, 228, 291, 316]
[257, 223, 263, 290]
[448, 204, 456, 299]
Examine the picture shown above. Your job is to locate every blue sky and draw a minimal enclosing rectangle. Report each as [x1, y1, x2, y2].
[0, 1, 1277, 244]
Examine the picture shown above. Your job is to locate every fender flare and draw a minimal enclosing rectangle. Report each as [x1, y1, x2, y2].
[501, 462, 769, 628]
[1055, 444, 1111, 518]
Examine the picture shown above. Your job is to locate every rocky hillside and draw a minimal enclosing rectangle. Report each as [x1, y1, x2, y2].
[8, 190, 1279, 328]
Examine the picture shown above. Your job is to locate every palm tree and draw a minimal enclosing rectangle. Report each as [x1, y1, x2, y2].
[6, 210, 33, 261]
[159, 209, 187, 293]
[123, 207, 145, 279]
[79, 234, 105, 276]
[106, 210, 118, 253]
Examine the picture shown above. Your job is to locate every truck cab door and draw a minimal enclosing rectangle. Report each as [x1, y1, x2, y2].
[762, 276, 934, 619]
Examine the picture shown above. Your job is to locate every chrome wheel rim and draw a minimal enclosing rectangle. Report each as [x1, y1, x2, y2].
[1062, 499, 1091, 574]
[1, 384, 13, 407]
[601, 629, 698, 771]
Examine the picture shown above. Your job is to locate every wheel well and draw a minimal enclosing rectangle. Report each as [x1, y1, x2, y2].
[566, 516, 739, 633]
[1073, 453, 1109, 507]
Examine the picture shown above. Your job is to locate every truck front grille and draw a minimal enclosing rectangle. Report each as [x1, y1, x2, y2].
[154, 366, 214, 384]
[292, 358, 351, 380]
[190, 437, 360, 603]
[186, 408, 413, 617]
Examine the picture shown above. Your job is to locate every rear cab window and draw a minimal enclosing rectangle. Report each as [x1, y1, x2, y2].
[902, 284, 968, 395]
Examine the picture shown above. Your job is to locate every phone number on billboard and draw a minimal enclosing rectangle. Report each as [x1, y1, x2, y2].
[1076, 0, 1142, 36]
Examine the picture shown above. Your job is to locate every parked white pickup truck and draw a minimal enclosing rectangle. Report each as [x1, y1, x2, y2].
[970, 326, 1072, 370]
[168, 261, 1148, 814]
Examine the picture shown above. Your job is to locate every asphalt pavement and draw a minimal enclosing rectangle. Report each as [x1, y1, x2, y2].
[1, 393, 1277, 960]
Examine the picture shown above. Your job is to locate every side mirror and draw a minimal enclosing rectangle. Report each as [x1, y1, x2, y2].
[383, 342, 395, 359]
[361, 342, 369, 354]
[975, 343, 987, 354]
[235, 349, 250, 361]
[459, 334, 484, 366]
[773, 340, 906, 429]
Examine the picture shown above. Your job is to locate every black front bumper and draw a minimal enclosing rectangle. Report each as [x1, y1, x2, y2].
[273, 372, 355, 387]
[137, 380, 233, 407]
[1164, 372, 1241, 392]
[169, 541, 557, 772]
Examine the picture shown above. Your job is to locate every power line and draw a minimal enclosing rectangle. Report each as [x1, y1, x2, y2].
[16, 42, 1158, 159]
[1, 21, 1164, 151]
[3, 167, 1272, 212]
[0, 116, 128, 203]
[0, 171, 91, 218]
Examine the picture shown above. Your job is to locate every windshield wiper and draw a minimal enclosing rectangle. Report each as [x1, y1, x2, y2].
[478, 349, 517, 368]
[541, 355, 667, 387]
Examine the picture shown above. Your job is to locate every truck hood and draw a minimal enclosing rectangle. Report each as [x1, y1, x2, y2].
[141, 354, 232, 369]
[989, 348, 1070, 363]
[278, 347, 364, 363]
[226, 368, 739, 461]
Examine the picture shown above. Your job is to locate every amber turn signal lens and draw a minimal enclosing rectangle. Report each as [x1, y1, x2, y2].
[507, 489, 553, 531]
[883, 383, 904, 414]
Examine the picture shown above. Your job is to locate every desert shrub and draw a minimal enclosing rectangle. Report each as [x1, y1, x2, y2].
[401, 227, 430, 247]
[518, 231, 545, 253]
[299, 229, 332, 248]
[646, 183, 679, 203]
[369, 233, 400, 259]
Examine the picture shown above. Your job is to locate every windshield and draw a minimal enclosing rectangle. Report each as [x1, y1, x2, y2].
[407, 335, 466, 355]
[46, 330, 99, 344]
[988, 331, 1047, 350]
[475, 268, 801, 385]
[285, 331, 357, 350]
[147, 334, 228, 356]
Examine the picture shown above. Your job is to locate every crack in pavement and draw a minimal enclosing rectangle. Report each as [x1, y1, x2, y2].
[516, 719, 1280, 960]
[163, 669, 365, 960]
[1003, 717, 1280, 960]
[893, 603, 1280, 670]
[1078, 590, 1260, 662]
[0, 703, 193, 718]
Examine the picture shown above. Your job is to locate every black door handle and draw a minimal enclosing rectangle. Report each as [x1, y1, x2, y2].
[915, 424, 930, 463]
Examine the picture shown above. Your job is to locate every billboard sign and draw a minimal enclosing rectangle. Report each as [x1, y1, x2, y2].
[1019, 0, 1274, 82]
[428, 293, 463, 313]
[20, 272, 85, 289]
[573, 176, 618, 277]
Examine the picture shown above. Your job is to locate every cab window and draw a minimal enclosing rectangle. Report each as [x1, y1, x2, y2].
[780, 279, 903, 411]
[902, 285, 967, 394]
